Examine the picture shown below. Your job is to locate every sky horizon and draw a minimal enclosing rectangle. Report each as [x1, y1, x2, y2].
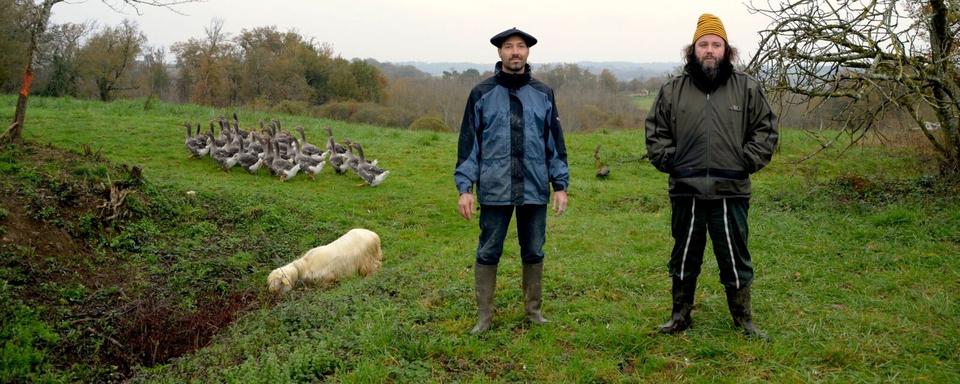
[51, 1, 772, 64]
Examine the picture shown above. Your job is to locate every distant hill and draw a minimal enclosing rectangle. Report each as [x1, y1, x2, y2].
[573, 61, 679, 80]
[391, 61, 679, 80]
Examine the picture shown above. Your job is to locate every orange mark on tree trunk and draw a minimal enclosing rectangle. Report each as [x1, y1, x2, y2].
[19, 70, 33, 97]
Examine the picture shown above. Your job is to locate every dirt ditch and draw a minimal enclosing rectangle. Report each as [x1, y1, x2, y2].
[0, 142, 263, 381]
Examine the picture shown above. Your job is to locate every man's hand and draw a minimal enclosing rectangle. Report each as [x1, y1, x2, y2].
[552, 190, 568, 215]
[458, 192, 475, 220]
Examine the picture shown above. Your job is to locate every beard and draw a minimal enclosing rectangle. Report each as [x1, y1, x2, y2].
[504, 57, 525, 72]
[700, 57, 719, 81]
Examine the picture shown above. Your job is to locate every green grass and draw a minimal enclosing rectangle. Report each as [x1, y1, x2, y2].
[4, 95, 959, 382]
[632, 94, 657, 110]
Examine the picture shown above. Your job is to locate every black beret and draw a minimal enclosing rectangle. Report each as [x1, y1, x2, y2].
[490, 27, 537, 48]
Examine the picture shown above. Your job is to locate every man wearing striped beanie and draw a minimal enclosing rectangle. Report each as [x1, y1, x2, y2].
[645, 13, 779, 340]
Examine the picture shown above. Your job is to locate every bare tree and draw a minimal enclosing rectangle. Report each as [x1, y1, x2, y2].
[139, 45, 170, 100]
[1, 0, 201, 144]
[746, 0, 960, 174]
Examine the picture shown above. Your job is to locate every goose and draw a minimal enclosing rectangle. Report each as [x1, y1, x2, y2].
[217, 116, 232, 142]
[351, 142, 390, 187]
[269, 141, 300, 181]
[327, 134, 349, 175]
[237, 134, 264, 174]
[325, 126, 347, 154]
[594, 145, 610, 178]
[184, 122, 211, 158]
[262, 134, 278, 176]
[232, 112, 249, 140]
[269, 120, 295, 159]
[272, 120, 293, 147]
[246, 133, 264, 157]
[211, 128, 241, 171]
[342, 138, 360, 174]
[212, 145, 240, 171]
[294, 126, 325, 159]
[209, 121, 228, 149]
[292, 138, 328, 180]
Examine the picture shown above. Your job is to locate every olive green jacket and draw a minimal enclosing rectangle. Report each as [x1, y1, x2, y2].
[645, 69, 778, 198]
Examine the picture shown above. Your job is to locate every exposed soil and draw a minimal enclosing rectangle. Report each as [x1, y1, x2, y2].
[0, 142, 261, 381]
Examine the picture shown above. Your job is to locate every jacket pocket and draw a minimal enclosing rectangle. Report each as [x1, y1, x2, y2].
[716, 108, 747, 171]
[478, 157, 510, 202]
[524, 159, 548, 200]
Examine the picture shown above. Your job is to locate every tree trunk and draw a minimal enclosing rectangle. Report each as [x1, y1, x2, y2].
[1, 1, 60, 144]
[3, 70, 33, 143]
[3, 52, 38, 145]
[928, 0, 960, 174]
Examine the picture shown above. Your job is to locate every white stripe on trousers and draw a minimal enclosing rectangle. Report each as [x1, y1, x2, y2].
[679, 199, 696, 280]
[723, 198, 741, 289]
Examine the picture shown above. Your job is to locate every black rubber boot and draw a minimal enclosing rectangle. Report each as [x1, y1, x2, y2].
[470, 263, 498, 334]
[725, 285, 769, 340]
[522, 262, 548, 324]
[658, 277, 696, 334]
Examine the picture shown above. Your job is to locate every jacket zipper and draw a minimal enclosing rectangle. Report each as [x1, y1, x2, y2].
[705, 92, 711, 176]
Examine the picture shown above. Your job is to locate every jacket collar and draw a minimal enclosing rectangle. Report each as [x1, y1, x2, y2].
[684, 60, 733, 94]
[494, 61, 532, 89]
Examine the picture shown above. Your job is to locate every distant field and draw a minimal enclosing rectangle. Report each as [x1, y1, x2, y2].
[2, 95, 958, 383]
[633, 94, 656, 110]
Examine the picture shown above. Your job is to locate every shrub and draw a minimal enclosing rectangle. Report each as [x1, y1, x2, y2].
[317, 101, 415, 128]
[273, 100, 310, 116]
[408, 116, 449, 132]
[316, 101, 358, 121]
[348, 103, 414, 128]
[245, 97, 273, 113]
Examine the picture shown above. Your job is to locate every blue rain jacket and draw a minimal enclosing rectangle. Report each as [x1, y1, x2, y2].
[454, 63, 569, 205]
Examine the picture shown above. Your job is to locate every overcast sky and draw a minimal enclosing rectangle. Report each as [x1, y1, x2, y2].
[51, 0, 771, 64]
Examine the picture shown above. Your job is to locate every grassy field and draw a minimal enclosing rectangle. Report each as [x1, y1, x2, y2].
[2, 95, 958, 382]
[632, 94, 657, 110]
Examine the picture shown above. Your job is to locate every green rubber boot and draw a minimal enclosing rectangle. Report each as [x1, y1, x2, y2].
[470, 263, 498, 334]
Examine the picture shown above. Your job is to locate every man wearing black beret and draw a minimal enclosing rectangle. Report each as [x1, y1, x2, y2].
[454, 27, 569, 334]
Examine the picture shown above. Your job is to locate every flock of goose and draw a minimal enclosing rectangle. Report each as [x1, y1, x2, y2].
[183, 114, 390, 186]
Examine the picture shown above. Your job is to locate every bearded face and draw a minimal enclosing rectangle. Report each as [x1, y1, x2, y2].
[694, 34, 726, 80]
[498, 35, 529, 74]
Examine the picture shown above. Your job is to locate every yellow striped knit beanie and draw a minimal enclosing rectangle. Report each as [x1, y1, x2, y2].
[692, 13, 727, 43]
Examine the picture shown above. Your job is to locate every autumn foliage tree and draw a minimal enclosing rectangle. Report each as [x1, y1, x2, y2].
[37, 22, 90, 98]
[1, 0, 201, 144]
[236, 26, 315, 103]
[172, 19, 239, 107]
[0, 0, 32, 93]
[78, 19, 146, 101]
[172, 23, 386, 108]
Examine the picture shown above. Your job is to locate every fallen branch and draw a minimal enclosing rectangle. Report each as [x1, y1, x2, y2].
[0, 122, 20, 144]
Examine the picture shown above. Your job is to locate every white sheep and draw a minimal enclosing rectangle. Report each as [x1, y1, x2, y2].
[268, 228, 382, 294]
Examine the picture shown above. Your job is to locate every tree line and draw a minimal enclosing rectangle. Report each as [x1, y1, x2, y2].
[0, 15, 387, 107]
[0, 2, 664, 134]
